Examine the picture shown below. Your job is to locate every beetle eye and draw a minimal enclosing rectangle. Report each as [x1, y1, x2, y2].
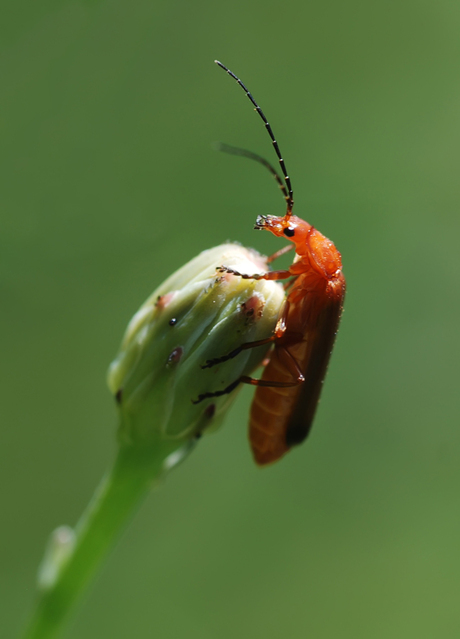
[283, 226, 295, 237]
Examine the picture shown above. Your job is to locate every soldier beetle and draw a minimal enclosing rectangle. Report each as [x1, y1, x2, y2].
[196, 61, 346, 466]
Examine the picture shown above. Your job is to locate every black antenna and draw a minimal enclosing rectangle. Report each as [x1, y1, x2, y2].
[214, 142, 289, 204]
[215, 60, 294, 217]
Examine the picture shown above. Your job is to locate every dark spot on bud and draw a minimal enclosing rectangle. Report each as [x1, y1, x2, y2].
[283, 226, 295, 237]
[205, 403, 216, 419]
[169, 318, 177, 326]
[115, 389, 123, 404]
[167, 346, 183, 365]
[240, 301, 256, 318]
[156, 292, 176, 310]
[195, 431, 202, 440]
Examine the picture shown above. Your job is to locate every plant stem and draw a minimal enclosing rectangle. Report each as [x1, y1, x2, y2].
[21, 440, 180, 639]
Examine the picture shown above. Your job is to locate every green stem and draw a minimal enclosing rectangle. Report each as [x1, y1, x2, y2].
[21, 440, 180, 639]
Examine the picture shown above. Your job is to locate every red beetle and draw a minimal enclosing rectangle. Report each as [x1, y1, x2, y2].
[197, 62, 346, 466]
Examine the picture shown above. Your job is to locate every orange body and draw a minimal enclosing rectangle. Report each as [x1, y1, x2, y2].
[212, 61, 346, 466]
[249, 215, 346, 465]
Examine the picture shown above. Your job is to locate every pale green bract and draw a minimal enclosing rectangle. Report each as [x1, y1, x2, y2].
[107, 243, 285, 454]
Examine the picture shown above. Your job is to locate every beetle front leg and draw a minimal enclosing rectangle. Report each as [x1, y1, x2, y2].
[266, 243, 295, 263]
[217, 266, 292, 281]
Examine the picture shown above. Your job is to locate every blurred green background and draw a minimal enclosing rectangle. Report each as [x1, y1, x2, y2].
[1, 0, 459, 637]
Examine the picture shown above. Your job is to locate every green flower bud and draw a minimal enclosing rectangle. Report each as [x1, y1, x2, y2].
[107, 244, 284, 450]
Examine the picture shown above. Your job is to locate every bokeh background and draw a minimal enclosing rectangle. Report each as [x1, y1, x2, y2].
[2, 1, 460, 637]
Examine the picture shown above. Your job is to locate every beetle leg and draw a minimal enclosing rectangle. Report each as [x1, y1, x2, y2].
[202, 300, 290, 370]
[192, 379, 242, 403]
[276, 346, 305, 382]
[217, 266, 292, 281]
[193, 343, 303, 405]
[192, 374, 299, 404]
[266, 243, 295, 263]
[201, 335, 275, 369]
[283, 276, 299, 291]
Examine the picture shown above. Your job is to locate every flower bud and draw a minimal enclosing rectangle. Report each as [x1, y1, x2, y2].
[107, 244, 284, 449]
